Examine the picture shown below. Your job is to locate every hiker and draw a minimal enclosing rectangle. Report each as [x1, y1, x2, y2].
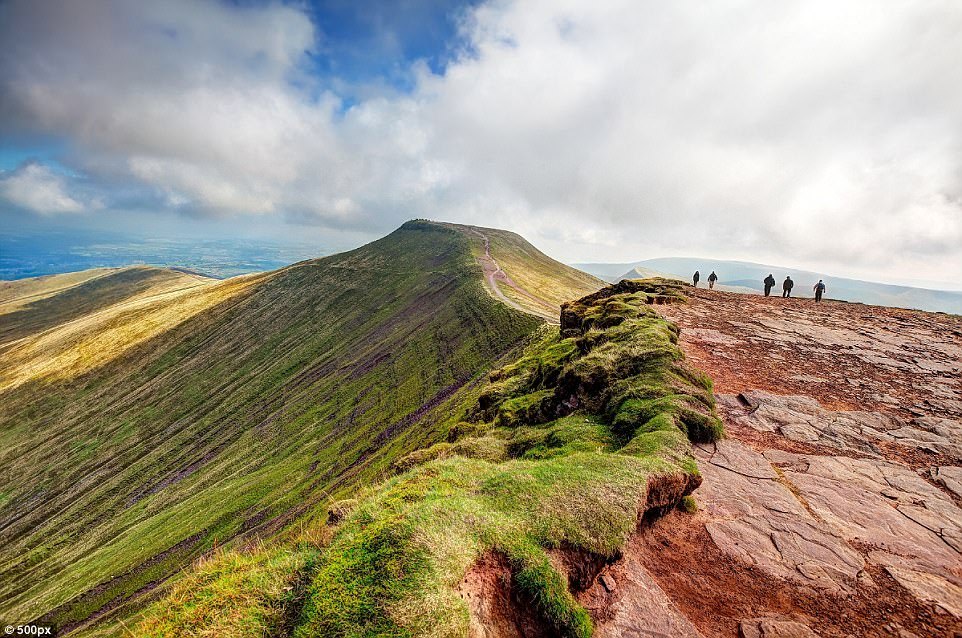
[708, 271, 718, 289]
[692, 271, 700, 287]
[763, 274, 776, 297]
[814, 279, 826, 302]
[782, 276, 794, 298]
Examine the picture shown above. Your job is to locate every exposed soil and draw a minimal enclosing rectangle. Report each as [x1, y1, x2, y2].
[458, 552, 554, 638]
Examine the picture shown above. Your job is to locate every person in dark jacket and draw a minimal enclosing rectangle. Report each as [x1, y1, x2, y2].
[782, 276, 794, 297]
[814, 279, 826, 302]
[708, 271, 718, 289]
[692, 271, 700, 287]
[763, 274, 776, 297]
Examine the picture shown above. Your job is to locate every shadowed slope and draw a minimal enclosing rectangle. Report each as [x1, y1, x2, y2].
[0, 221, 562, 629]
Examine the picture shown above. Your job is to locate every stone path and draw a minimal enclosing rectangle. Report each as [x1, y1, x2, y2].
[646, 289, 962, 635]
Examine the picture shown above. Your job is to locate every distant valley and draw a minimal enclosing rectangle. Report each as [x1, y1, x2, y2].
[0, 230, 322, 280]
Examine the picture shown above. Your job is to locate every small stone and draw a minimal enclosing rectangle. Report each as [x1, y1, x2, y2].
[599, 573, 616, 593]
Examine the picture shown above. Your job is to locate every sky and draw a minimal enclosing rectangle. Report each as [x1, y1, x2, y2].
[1, 0, 961, 289]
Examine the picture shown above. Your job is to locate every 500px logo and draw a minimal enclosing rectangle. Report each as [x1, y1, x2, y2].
[3, 626, 53, 636]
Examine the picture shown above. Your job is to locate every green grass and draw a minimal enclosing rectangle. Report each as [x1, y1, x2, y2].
[138, 544, 320, 638]
[286, 279, 722, 637]
[678, 495, 698, 514]
[0, 222, 554, 628]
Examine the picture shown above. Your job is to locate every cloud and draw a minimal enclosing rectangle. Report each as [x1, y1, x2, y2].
[0, 162, 87, 214]
[1, 0, 960, 283]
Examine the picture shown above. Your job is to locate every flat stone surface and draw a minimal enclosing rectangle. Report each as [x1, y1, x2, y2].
[764, 453, 962, 617]
[651, 291, 962, 634]
[722, 390, 962, 462]
[781, 456, 962, 561]
[739, 618, 820, 638]
[696, 441, 864, 593]
[931, 466, 962, 499]
[661, 290, 962, 426]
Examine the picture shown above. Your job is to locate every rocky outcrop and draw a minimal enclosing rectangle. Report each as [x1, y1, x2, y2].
[718, 390, 962, 462]
[638, 288, 962, 636]
[560, 278, 686, 336]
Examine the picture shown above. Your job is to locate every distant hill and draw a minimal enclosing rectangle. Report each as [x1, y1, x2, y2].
[617, 265, 758, 295]
[575, 257, 962, 314]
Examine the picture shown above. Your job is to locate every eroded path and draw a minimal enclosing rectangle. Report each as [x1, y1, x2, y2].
[631, 289, 962, 636]
[468, 228, 559, 322]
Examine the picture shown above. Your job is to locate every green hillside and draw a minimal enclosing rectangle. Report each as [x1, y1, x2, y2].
[1, 221, 586, 632]
[135, 278, 721, 637]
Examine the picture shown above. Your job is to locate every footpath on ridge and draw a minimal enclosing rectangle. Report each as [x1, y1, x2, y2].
[635, 285, 962, 637]
[469, 228, 561, 322]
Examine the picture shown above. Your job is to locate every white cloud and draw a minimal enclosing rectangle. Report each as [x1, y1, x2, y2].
[0, 163, 86, 214]
[1, 0, 961, 283]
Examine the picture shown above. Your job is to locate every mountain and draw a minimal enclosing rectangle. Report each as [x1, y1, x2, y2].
[0, 221, 600, 632]
[4, 223, 960, 637]
[92, 275, 962, 637]
[576, 257, 962, 314]
[140, 277, 723, 638]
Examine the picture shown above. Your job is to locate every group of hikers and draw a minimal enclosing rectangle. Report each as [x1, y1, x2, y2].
[692, 270, 828, 302]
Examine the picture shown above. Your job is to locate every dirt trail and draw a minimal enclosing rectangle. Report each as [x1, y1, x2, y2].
[468, 229, 557, 322]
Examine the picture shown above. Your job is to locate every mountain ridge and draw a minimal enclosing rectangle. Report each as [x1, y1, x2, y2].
[4, 222, 959, 637]
[576, 257, 962, 314]
[0, 220, 601, 631]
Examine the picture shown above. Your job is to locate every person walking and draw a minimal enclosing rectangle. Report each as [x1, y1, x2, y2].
[708, 271, 718, 289]
[692, 271, 700, 287]
[814, 279, 826, 302]
[782, 276, 794, 298]
[763, 273, 776, 297]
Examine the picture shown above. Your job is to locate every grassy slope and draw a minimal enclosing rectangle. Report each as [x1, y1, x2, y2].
[0, 267, 256, 393]
[0, 269, 120, 308]
[442, 222, 604, 318]
[137, 279, 723, 637]
[0, 221, 556, 629]
[0, 267, 214, 345]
